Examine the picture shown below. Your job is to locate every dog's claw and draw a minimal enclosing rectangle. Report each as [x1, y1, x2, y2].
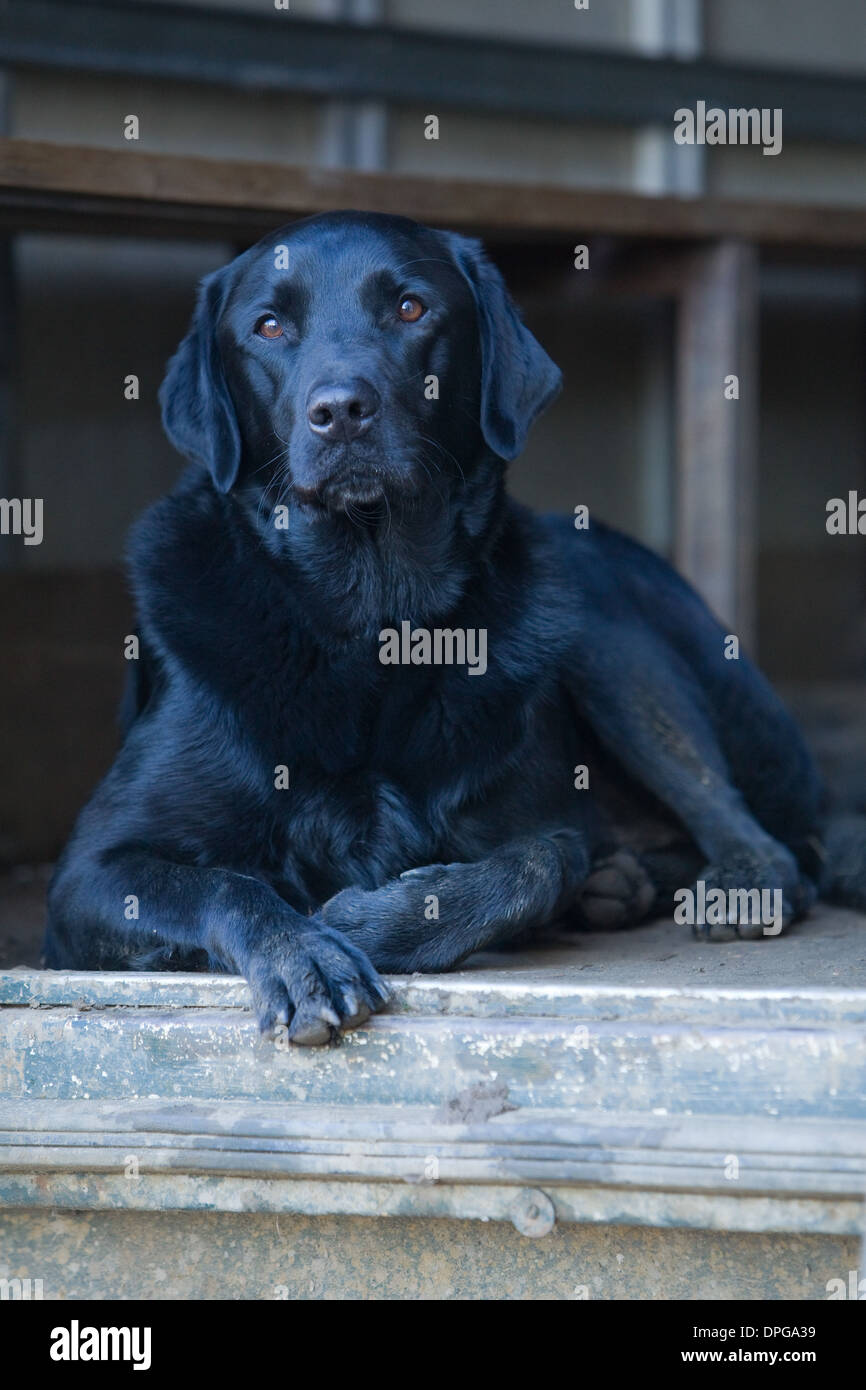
[290, 1019, 334, 1047]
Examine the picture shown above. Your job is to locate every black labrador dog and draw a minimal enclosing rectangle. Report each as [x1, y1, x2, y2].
[46, 212, 866, 1044]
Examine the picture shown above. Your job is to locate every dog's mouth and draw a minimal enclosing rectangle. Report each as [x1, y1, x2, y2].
[293, 466, 414, 514]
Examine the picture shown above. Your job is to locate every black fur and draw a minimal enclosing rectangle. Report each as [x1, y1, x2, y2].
[45, 212, 866, 1044]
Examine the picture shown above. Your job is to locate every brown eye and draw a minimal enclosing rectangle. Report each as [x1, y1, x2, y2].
[397, 295, 426, 323]
[256, 315, 283, 339]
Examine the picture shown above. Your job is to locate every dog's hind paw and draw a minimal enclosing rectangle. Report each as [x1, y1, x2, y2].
[688, 846, 810, 941]
[579, 849, 656, 930]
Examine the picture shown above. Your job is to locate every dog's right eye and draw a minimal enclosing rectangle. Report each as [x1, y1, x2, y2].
[397, 295, 426, 323]
[255, 316, 284, 339]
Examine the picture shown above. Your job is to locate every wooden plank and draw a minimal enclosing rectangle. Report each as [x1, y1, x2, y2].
[3, 139, 866, 249]
[674, 240, 759, 646]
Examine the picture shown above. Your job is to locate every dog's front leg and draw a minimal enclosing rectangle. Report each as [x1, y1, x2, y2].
[47, 850, 388, 1042]
[320, 830, 590, 972]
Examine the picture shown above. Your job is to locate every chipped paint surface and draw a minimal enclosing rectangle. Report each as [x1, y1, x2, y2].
[4, 1006, 865, 1119]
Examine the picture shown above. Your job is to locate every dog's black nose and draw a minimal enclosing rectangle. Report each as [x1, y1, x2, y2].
[306, 378, 380, 442]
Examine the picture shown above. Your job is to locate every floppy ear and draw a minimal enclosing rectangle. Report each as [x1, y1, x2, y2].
[158, 268, 241, 493]
[444, 233, 562, 461]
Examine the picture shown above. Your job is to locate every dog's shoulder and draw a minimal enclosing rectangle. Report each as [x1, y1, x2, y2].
[126, 470, 270, 668]
[129, 470, 224, 588]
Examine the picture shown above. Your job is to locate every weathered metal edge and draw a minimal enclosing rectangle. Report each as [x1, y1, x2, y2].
[3, 1099, 865, 1154]
[2, 1143, 864, 1197]
[1, 1104, 865, 1232]
[3, 969, 866, 1026]
[0, 1169, 861, 1237]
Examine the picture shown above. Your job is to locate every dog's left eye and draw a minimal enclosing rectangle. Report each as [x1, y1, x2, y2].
[255, 315, 284, 339]
[397, 296, 426, 323]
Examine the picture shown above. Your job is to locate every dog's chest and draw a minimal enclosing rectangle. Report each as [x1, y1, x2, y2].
[269, 663, 573, 892]
[269, 643, 519, 778]
[279, 765, 431, 891]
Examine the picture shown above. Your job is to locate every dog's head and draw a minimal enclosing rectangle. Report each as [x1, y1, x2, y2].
[159, 212, 561, 511]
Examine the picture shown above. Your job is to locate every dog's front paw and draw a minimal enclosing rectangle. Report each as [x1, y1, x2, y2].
[246, 922, 389, 1045]
[319, 881, 414, 965]
[688, 846, 807, 941]
[320, 868, 464, 970]
[320, 885, 375, 930]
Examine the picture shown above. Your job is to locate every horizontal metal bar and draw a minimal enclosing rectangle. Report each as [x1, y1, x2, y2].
[1, 0, 865, 144]
[3, 1101, 866, 1230]
[6, 1169, 864, 1234]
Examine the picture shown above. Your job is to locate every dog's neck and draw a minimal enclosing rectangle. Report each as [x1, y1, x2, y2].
[235, 456, 508, 641]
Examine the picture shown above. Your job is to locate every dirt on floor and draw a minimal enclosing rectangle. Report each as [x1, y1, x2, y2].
[3, 859, 864, 989]
[0, 864, 52, 968]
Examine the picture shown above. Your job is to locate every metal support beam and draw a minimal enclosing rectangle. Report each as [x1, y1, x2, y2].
[630, 0, 705, 197]
[1, 1, 866, 144]
[319, 0, 388, 174]
[675, 240, 759, 648]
